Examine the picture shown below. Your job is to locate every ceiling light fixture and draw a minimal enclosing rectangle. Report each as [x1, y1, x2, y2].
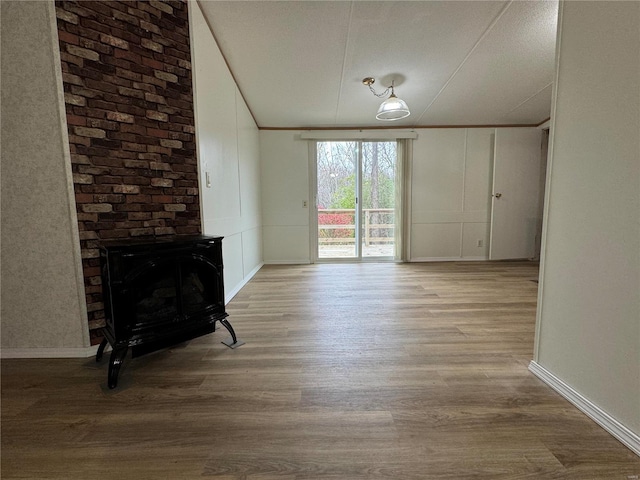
[362, 77, 410, 121]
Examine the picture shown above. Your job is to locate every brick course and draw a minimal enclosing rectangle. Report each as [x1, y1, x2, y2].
[56, 0, 200, 344]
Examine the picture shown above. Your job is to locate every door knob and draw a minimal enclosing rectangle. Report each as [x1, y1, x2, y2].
[493, 193, 502, 198]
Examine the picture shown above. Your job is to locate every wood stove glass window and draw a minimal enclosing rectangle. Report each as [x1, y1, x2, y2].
[131, 261, 178, 331]
[181, 258, 223, 318]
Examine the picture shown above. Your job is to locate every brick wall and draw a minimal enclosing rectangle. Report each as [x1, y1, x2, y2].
[55, 0, 200, 344]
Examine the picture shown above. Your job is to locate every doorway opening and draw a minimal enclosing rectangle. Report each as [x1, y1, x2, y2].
[314, 141, 400, 261]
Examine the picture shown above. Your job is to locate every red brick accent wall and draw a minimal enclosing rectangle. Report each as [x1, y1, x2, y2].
[55, 1, 200, 344]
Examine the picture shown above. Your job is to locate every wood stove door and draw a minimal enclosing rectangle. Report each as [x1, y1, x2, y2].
[179, 254, 225, 321]
[124, 258, 180, 340]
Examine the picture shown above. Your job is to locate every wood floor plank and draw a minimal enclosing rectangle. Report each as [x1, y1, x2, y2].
[2, 262, 639, 479]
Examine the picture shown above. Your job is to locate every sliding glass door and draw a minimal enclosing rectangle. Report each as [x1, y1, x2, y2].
[316, 141, 358, 258]
[315, 141, 398, 261]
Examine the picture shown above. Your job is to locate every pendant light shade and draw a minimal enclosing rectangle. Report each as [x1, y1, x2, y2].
[376, 93, 410, 121]
[363, 77, 410, 122]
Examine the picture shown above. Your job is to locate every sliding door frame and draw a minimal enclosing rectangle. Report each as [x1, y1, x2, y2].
[310, 139, 404, 264]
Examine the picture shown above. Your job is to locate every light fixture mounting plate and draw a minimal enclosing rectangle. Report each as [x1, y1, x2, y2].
[362, 77, 375, 86]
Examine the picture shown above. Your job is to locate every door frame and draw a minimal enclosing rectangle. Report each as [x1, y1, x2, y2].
[309, 140, 399, 264]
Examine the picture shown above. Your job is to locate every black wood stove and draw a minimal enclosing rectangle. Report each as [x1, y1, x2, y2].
[96, 235, 240, 388]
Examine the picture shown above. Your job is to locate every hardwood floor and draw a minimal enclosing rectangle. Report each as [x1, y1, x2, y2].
[2, 262, 639, 479]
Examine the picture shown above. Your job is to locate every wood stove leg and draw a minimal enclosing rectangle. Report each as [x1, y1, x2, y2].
[107, 346, 128, 389]
[219, 318, 244, 348]
[219, 318, 237, 344]
[96, 338, 108, 362]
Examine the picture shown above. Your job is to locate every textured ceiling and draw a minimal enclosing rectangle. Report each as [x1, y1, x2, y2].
[197, 0, 558, 129]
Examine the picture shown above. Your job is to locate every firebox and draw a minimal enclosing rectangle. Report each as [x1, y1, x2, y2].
[96, 235, 241, 388]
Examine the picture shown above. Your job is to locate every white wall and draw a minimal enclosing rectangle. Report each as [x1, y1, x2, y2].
[260, 131, 311, 263]
[410, 128, 494, 260]
[1, 1, 90, 354]
[260, 127, 541, 263]
[534, 0, 639, 443]
[190, 3, 263, 300]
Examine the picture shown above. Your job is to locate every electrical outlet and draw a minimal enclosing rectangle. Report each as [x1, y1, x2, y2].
[477, 239, 484, 247]
[303, 200, 308, 208]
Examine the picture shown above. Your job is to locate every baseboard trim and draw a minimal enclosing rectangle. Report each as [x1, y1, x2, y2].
[263, 260, 312, 265]
[409, 256, 488, 262]
[529, 361, 640, 457]
[1, 345, 99, 359]
[225, 262, 264, 303]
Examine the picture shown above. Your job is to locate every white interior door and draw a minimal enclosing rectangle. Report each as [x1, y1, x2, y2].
[489, 128, 543, 260]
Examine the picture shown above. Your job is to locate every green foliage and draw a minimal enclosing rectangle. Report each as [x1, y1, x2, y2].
[330, 174, 395, 209]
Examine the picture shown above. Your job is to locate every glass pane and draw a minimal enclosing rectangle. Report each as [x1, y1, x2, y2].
[317, 141, 357, 258]
[132, 262, 178, 331]
[361, 142, 396, 257]
[181, 260, 223, 317]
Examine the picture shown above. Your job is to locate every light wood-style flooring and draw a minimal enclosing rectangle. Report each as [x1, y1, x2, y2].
[2, 262, 639, 479]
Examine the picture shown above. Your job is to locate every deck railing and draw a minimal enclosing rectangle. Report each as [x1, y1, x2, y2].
[318, 208, 394, 246]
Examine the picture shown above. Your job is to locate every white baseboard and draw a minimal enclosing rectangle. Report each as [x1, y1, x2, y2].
[409, 256, 488, 262]
[263, 260, 312, 265]
[1, 345, 99, 359]
[225, 262, 264, 303]
[529, 361, 640, 457]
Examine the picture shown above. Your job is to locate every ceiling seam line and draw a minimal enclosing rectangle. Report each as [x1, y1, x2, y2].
[334, 1, 355, 124]
[505, 82, 553, 114]
[415, 0, 514, 124]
